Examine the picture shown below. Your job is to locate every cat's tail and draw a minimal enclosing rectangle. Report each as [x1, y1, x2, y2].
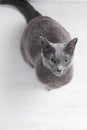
[0, 0, 41, 23]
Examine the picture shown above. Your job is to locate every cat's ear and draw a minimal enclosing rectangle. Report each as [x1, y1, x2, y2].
[65, 38, 78, 53]
[39, 36, 53, 52]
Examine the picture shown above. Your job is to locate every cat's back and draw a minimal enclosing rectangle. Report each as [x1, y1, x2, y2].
[26, 16, 71, 43]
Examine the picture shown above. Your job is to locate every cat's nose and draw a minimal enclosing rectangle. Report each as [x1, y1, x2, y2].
[57, 69, 62, 73]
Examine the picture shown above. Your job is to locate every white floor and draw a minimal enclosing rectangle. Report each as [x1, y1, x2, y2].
[0, 1, 87, 130]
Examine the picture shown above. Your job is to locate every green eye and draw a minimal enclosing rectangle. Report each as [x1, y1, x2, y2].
[50, 58, 56, 63]
[64, 59, 69, 64]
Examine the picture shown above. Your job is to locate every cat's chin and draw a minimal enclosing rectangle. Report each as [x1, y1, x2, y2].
[54, 73, 63, 77]
[53, 72, 65, 77]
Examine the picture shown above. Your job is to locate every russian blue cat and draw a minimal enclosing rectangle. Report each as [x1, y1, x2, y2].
[0, 0, 78, 89]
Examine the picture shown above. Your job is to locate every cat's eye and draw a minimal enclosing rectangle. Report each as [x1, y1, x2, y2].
[64, 59, 69, 64]
[50, 58, 56, 63]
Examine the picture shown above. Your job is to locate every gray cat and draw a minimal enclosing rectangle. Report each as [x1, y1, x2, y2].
[0, 0, 78, 89]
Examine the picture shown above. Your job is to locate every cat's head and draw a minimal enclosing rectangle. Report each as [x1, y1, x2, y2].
[39, 36, 78, 76]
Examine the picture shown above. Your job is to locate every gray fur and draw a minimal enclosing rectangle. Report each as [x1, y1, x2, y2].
[0, 0, 78, 89]
[21, 16, 78, 89]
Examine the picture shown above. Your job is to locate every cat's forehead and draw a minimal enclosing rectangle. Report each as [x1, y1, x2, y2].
[43, 42, 72, 59]
[50, 43, 72, 60]
[52, 42, 65, 49]
[52, 43, 65, 56]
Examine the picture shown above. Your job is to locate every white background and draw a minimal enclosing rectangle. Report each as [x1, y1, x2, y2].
[0, 1, 87, 130]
